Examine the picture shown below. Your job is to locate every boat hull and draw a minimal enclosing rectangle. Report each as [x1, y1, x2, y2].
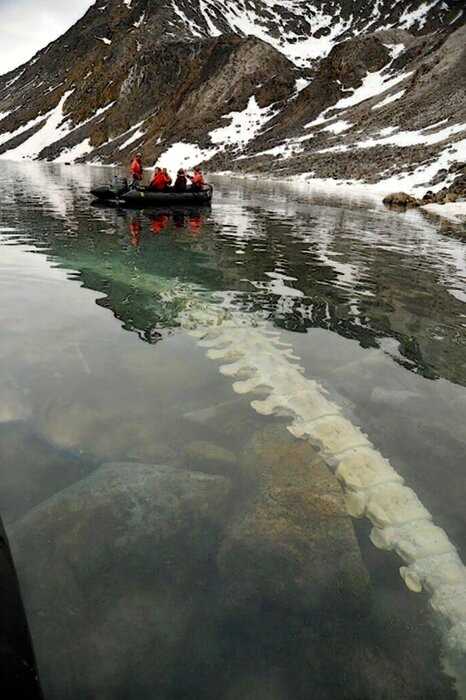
[91, 185, 213, 207]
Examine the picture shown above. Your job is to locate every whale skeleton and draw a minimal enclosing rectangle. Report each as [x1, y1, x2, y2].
[177, 296, 466, 693]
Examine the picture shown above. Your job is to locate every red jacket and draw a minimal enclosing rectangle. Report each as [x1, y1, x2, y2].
[150, 171, 170, 190]
[131, 158, 143, 180]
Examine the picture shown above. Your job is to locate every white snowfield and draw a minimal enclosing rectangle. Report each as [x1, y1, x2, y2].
[173, 0, 452, 67]
[422, 202, 466, 224]
[0, 93, 119, 162]
[293, 135, 466, 197]
[157, 142, 218, 171]
[0, 91, 74, 160]
[372, 89, 405, 110]
[117, 121, 146, 151]
[157, 96, 277, 171]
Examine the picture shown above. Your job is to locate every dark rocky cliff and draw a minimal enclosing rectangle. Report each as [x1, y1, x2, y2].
[0, 0, 464, 187]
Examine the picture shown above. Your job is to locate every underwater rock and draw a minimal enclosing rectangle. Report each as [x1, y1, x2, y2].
[184, 440, 238, 477]
[218, 425, 370, 613]
[10, 463, 232, 699]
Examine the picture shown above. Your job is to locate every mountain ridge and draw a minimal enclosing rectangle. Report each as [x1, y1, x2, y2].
[0, 0, 464, 192]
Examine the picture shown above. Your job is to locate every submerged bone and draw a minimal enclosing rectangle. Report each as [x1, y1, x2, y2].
[292, 414, 372, 457]
[370, 521, 455, 563]
[401, 552, 465, 596]
[336, 448, 403, 491]
[345, 490, 370, 518]
[430, 586, 466, 619]
[182, 307, 466, 686]
[364, 483, 432, 529]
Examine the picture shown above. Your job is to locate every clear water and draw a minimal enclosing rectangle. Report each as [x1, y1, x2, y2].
[0, 161, 465, 699]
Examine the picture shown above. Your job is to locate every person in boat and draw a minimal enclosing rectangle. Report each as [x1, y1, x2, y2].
[130, 153, 143, 186]
[174, 168, 188, 193]
[188, 166, 205, 192]
[162, 168, 173, 189]
[149, 166, 172, 192]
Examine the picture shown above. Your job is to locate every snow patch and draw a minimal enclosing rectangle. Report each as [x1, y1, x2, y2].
[0, 109, 13, 122]
[292, 135, 466, 197]
[422, 202, 466, 224]
[199, 0, 221, 36]
[355, 122, 466, 149]
[295, 78, 311, 94]
[0, 90, 74, 160]
[4, 69, 25, 89]
[333, 70, 414, 111]
[118, 122, 146, 151]
[209, 96, 276, 150]
[0, 95, 116, 162]
[322, 119, 352, 134]
[304, 70, 413, 132]
[98, 37, 112, 45]
[384, 43, 406, 59]
[171, 1, 203, 37]
[54, 138, 93, 163]
[156, 142, 218, 172]
[372, 89, 405, 110]
[398, 0, 440, 30]
[134, 13, 145, 28]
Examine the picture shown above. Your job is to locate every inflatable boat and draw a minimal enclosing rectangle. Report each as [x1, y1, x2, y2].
[91, 178, 213, 207]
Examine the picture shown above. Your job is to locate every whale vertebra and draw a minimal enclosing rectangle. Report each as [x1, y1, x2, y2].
[179, 301, 466, 692]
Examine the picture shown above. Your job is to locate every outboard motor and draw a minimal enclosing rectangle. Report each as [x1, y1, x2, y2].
[0, 517, 43, 697]
[111, 176, 129, 195]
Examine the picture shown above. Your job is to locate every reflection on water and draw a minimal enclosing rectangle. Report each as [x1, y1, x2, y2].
[0, 161, 465, 699]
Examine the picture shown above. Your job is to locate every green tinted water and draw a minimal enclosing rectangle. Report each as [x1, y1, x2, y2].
[0, 161, 465, 699]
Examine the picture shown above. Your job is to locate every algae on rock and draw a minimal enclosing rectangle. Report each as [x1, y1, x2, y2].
[218, 424, 370, 613]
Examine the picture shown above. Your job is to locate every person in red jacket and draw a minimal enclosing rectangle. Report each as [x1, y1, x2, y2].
[162, 168, 172, 188]
[149, 167, 172, 191]
[130, 153, 143, 185]
[188, 166, 205, 192]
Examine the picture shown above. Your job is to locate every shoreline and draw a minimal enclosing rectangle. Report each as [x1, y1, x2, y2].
[213, 169, 466, 224]
[2, 157, 465, 224]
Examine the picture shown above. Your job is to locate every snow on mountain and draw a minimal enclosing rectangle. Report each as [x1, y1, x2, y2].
[0, 0, 464, 189]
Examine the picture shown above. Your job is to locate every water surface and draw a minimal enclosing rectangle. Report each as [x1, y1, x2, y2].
[1, 161, 465, 699]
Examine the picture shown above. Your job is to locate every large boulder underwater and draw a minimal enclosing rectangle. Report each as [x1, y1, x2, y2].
[7, 428, 457, 699]
[218, 424, 370, 614]
[10, 462, 232, 699]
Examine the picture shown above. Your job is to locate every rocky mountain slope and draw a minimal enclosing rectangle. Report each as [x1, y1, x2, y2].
[0, 0, 464, 190]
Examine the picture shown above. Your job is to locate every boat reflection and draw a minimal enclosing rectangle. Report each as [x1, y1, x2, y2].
[127, 207, 208, 245]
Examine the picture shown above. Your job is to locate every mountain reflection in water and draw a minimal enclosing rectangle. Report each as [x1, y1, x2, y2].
[0, 161, 465, 700]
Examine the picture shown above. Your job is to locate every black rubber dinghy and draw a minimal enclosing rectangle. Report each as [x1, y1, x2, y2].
[0, 517, 43, 697]
[91, 179, 213, 207]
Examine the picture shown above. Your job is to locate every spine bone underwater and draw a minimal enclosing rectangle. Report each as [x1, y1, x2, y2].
[180, 302, 466, 682]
